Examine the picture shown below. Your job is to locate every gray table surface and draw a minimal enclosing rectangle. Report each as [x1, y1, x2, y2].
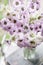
[6, 48, 33, 65]
[6, 44, 43, 65]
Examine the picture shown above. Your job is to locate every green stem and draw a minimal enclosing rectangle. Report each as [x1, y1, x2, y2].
[1, 33, 6, 44]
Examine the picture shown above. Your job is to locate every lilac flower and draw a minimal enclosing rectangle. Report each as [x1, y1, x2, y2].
[23, 24, 29, 33]
[12, 18, 17, 24]
[28, 1, 40, 13]
[5, 22, 14, 31]
[6, 12, 12, 21]
[5, 39, 11, 45]
[17, 36, 36, 48]
[34, 23, 38, 33]
[19, 4, 27, 14]
[12, 0, 21, 10]
[23, 38, 30, 47]
[19, 0, 24, 3]
[23, 0, 32, 8]
[20, 10, 30, 23]
[16, 22, 24, 28]
[24, 32, 36, 48]
[1, 18, 11, 30]
[0, 0, 42, 48]
[29, 24, 34, 31]
[12, 11, 21, 20]
[9, 25, 18, 35]
[17, 38, 28, 48]
[34, 20, 43, 33]
[17, 27, 24, 33]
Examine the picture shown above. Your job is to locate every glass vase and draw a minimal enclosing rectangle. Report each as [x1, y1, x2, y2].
[23, 47, 40, 64]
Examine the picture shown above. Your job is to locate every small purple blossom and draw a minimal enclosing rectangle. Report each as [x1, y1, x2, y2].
[17, 38, 29, 48]
[23, 24, 29, 33]
[20, 10, 30, 23]
[1, 18, 11, 30]
[16, 22, 24, 28]
[5, 39, 11, 45]
[28, 1, 40, 13]
[12, 0, 21, 10]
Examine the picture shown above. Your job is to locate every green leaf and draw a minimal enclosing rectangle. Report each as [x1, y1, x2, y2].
[0, 12, 3, 20]
[0, 36, 3, 42]
[4, 0, 8, 5]
[6, 33, 11, 39]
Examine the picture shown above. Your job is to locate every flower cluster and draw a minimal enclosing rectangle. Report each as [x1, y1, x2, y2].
[0, 0, 43, 48]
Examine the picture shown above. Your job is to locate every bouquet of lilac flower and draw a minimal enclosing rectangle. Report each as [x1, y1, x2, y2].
[0, 0, 43, 64]
[0, 0, 42, 48]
